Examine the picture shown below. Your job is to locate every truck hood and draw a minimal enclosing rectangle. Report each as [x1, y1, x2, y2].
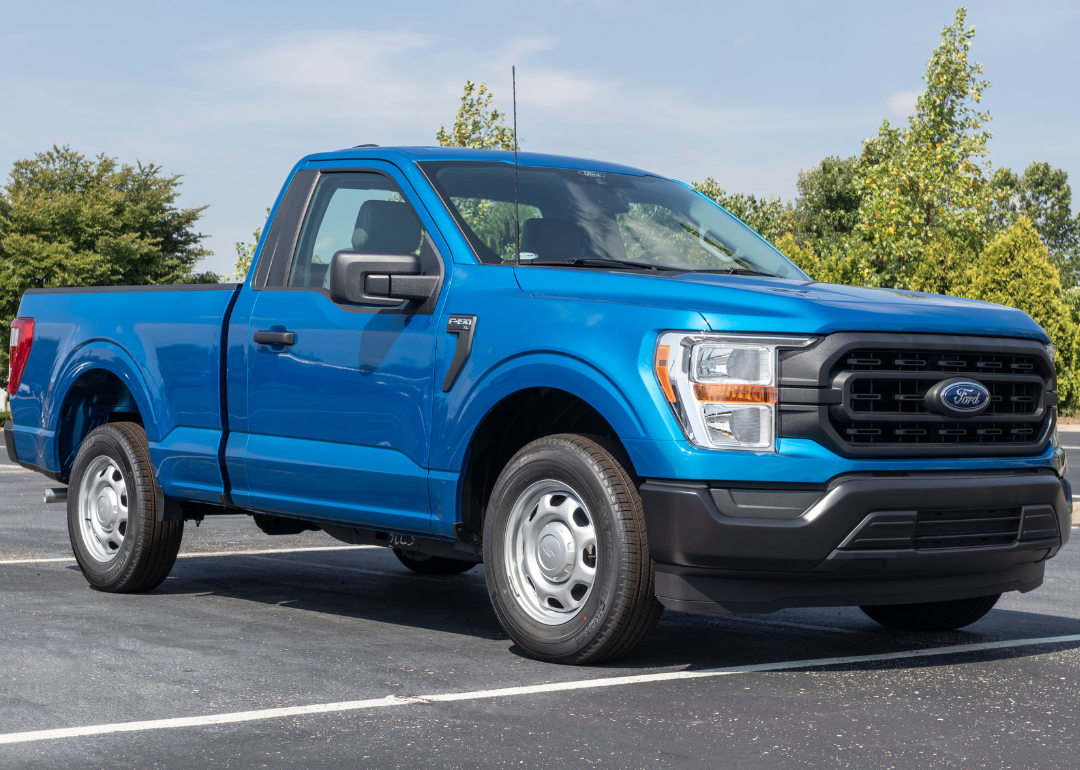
[513, 269, 1050, 342]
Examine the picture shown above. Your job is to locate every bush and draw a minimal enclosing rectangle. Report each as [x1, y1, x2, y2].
[954, 218, 1080, 411]
[773, 233, 867, 286]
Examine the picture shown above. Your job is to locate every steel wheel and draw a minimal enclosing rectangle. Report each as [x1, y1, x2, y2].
[503, 479, 598, 625]
[484, 434, 662, 664]
[78, 455, 129, 563]
[67, 422, 183, 592]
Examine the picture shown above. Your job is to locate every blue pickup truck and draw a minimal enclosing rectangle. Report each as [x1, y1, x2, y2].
[4, 146, 1071, 663]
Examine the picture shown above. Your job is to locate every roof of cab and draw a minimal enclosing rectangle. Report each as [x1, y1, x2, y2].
[299, 145, 655, 177]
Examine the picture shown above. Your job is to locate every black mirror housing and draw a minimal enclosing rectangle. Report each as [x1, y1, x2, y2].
[328, 252, 438, 306]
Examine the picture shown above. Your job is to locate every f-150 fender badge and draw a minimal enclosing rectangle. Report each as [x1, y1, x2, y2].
[443, 315, 477, 393]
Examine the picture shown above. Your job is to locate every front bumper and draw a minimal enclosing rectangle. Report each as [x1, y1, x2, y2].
[640, 469, 1070, 614]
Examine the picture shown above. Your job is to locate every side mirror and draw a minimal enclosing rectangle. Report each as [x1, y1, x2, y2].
[328, 252, 440, 306]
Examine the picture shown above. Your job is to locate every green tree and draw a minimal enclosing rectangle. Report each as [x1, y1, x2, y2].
[233, 208, 270, 281]
[1065, 285, 1080, 327]
[691, 178, 794, 245]
[437, 81, 517, 151]
[0, 145, 215, 377]
[435, 81, 522, 259]
[855, 7, 995, 289]
[792, 155, 863, 248]
[773, 233, 869, 285]
[953, 218, 1079, 409]
[990, 162, 1080, 287]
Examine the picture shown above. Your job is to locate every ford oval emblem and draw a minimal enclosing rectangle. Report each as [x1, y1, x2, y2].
[940, 380, 990, 413]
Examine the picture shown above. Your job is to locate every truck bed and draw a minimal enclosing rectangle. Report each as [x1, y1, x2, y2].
[10, 284, 239, 503]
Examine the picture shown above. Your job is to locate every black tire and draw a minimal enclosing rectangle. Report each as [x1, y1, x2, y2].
[67, 422, 183, 593]
[483, 434, 663, 665]
[861, 594, 1000, 632]
[393, 548, 477, 575]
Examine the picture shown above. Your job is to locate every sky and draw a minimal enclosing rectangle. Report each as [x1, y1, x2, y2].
[2, 0, 1078, 276]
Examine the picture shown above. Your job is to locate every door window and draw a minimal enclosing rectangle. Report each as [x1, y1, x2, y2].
[287, 172, 428, 289]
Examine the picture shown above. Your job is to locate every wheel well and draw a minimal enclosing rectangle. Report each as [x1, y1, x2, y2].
[57, 370, 142, 480]
[458, 388, 633, 541]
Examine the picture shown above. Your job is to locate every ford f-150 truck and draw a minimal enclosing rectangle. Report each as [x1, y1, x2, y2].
[4, 147, 1071, 664]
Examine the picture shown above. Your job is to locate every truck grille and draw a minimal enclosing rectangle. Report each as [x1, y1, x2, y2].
[777, 333, 1055, 458]
[839, 349, 1040, 375]
[835, 419, 1041, 445]
[913, 507, 1022, 549]
[847, 378, 1040, 417]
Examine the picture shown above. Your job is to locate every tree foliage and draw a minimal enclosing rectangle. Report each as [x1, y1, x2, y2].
[990, 162, 1080, 286]
[0, 145, 215, 377]
[953, 218, 1080, 408]
[854, 7, 995, 289]
[233, 208, 270, 281]
[793, 155, 863, 248]
[436, 81, 517, 151]
[691, 178, 793, 245]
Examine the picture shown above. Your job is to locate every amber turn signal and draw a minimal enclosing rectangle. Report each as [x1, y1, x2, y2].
[654, 345, 677, 403]
[693, 383, 776, 404]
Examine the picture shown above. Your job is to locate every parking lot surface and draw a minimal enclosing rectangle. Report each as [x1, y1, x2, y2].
[2, 445, 1080, 769]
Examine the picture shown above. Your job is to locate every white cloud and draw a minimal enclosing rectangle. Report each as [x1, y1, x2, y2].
[887, 89, 922, 117]
[231, 30, 431, 94]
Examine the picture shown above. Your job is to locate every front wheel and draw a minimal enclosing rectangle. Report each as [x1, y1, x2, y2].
[861, 594, 1000, 632]
[483, 434, 662, 664]
[67, 422, 183, 592]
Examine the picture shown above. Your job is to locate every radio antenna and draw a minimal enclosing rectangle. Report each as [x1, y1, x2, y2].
[513, 65, 520, 268]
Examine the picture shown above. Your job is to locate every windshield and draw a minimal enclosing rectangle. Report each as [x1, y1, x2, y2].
[419, 161, 806, 278]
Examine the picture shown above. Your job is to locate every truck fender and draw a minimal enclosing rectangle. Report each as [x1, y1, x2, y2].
[436, 351, 649, 473]
[48, 341, 160, 446]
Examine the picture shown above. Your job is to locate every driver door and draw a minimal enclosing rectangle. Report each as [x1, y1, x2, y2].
[231, 167, 445, 535]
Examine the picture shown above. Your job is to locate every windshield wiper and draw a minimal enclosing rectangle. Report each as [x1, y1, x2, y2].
[692, 267, 777, 277]
[519, 258, 684, 272]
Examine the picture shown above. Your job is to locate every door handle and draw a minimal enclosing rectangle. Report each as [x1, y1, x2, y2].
[442, 315, 477, 392]
[253, 330, 296, 346]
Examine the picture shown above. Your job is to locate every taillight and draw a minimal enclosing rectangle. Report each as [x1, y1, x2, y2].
[8, 318, 34, 396]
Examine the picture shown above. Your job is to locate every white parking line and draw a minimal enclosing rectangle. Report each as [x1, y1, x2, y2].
[176, 545, 378, 559]
[720, 615, 864, 635]
[1, 633, 1077, 746]
[0, 544, 378, 565]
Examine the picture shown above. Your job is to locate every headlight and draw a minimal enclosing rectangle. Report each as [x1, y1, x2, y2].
[1046, 343, 1058, 362]
[654, 332, 817, 451]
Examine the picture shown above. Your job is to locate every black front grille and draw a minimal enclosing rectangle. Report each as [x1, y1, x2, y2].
[777, 333, 1055, 457]
[835, 420, 1041, 445]
[913, 507, 1022, 549]
[837, 349, 1041, 375]
[848, 378, 1040, 417]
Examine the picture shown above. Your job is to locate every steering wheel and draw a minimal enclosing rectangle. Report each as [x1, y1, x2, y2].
[638, 244, 686, 263]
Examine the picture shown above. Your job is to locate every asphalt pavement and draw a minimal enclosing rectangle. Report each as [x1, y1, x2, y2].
[2, 442, 1080, 769]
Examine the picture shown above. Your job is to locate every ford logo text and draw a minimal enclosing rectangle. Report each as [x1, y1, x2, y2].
[940, 381, 990, 412]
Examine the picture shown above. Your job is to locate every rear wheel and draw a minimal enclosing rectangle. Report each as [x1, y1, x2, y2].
[861, 594, 1000, 632]
[392, 549, 476, 575]
[67, 422, 183, 593]
[484, 434, 662, 664]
